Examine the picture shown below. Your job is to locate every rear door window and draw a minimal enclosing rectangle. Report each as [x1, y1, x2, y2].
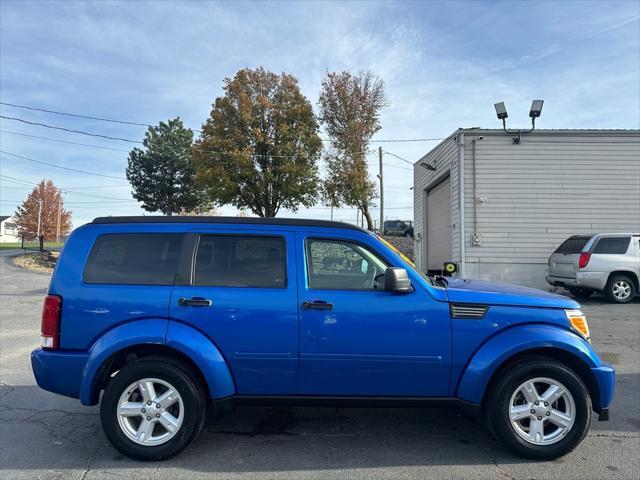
[593, 237, 631, 254]
[194, 235, 286, 288]
[84, 234, 183, 285]
[554, 236, 591, 254]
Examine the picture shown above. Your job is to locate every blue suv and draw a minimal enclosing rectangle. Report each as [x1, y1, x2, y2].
[31, 216, 615, 461]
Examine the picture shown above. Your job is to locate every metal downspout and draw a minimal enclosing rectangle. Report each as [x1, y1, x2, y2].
[472, 139, 478, 240]
[458, 132, 465, 277]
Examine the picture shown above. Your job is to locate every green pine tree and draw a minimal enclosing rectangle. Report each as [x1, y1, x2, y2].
[126, 118, 203, 215]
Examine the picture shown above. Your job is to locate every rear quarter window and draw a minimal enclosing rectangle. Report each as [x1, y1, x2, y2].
[554, 236, 591, 254]
[592, 237, 631, 254]
[83, 233, 184, 285]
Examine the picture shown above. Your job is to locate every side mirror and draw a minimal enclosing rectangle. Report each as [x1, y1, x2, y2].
[384, 267, 412, 293]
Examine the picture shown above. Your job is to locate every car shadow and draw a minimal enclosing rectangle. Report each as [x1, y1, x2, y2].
[563, 291, 640, 305]
[1, 377, 638, 473]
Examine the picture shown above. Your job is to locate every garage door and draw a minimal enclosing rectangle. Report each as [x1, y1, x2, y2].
[426, 177, 452, 271]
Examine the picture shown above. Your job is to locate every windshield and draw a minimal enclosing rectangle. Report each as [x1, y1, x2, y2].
[373, 234, 436, 287]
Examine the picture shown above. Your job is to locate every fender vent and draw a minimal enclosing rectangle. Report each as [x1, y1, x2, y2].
[450, 303, 488, 319]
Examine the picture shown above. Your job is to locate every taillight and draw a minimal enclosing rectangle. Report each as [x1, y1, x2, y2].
[41, 295, 62, 349]
[578, 252, 591, 269]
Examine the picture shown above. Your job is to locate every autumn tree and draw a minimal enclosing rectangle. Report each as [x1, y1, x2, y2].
[14, 180, 71, 241]
[126, 118, 202, 216]
[193, 67, 323, 217]
[318, 71, 386, 230]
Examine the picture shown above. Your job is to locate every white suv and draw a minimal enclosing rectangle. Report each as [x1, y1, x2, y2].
[546, 233, 640, 303]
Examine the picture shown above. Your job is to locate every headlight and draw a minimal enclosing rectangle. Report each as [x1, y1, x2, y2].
[565, 309, 590, 342]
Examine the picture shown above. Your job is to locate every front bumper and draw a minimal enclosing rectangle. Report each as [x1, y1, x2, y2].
[592, 362, 616, 420]
[31, 349, 89, 400]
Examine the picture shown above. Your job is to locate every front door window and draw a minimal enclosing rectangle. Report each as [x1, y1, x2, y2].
[306, 239, 387, 290]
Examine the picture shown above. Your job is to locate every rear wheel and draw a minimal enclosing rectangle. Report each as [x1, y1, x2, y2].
[605, 275, 635, 303]
[100, 357, 205, 461]
[487, 357, 591, 459]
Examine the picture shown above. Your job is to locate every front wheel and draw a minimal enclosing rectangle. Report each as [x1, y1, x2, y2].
[487, 357, 591, 459]
[100, 357, 205, 461]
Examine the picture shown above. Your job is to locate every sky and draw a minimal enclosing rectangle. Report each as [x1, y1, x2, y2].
[1, 0, 639, 228]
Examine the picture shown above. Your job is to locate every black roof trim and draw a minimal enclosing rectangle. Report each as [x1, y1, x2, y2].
[91, 215, 368, 232]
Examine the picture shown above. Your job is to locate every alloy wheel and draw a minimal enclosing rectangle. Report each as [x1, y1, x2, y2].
[509, 377, 576, 446]
[612, 280, 632, 301]
[116, 377, 184, 446]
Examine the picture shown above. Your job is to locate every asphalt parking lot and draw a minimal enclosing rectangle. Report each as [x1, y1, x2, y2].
[1, 250, 638, 479]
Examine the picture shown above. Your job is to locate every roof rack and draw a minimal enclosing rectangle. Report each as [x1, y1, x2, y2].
[91, 215, 367, 232]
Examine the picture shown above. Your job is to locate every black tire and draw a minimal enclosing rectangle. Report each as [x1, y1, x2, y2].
[568, 288, 592, 300]
[605, 274, 636, 304]
[487, 356, 591, 460]
[100, 356, 205, 461]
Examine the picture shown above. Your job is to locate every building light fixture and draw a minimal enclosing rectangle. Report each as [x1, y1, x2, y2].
[494, 100, 544, 144]
[420, 162, 436, 171]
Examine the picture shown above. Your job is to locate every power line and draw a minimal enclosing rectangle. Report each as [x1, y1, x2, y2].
[0, 102, 155, 129]
[0, 150, 128, 179]
[370, 138, 444, 143]
[383, 150, 413, 165]
[0, 116, 144, 144]
[1, 123, 366, 159]
[382, 163, 412, 171]
[1, 116, 431, 164]
[0, 121, 343, 159]
[305, 205, 412, 210]
[0, 174, 134, 202]
[64, 190, 134, 201]
[0, 129, 131, 152]
[0, 173, 129, 190]
[0, 200, 134, 205]
[1, 102, 446, 143]
[65, 184, 130, 190]
[64, 200, 137, 204]
[367, 160, 412, 170]
[2, 185, 135, 202]
[0, 174, 36, 186]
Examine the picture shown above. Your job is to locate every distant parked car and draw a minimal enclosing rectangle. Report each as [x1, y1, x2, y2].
[384, 220, 413, 237]
[546, 233, 640, 303]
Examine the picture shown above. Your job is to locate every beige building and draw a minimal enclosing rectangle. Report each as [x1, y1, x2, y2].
[413, 129, 640, 289]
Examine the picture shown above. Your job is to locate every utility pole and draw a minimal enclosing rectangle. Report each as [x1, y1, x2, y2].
[378, 146, 384, 234]
[330, 204, 334, 221]
[36, 199, 43, 238]
[56, 190, 64, 243]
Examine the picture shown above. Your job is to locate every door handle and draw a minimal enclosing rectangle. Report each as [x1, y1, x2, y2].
[302, 300, 333, 310]
[178, 297, 213, 307]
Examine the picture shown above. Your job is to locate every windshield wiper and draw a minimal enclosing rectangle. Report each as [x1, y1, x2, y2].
[427, 274, 449, 288]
